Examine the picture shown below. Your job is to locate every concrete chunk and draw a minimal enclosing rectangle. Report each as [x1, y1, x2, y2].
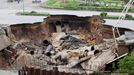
[0, 28, 11, 50]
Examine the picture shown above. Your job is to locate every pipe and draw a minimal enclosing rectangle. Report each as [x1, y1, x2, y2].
[43, 40, 50, 46]
[125, 39, 134, 45]
[45, 45, 53, 56]
[67, 50, 99, 68]
[115, 34, 134, 45]
[52, 51, 68, 60]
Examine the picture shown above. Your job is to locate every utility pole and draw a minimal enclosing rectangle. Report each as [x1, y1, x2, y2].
[23, 0, 25, 13]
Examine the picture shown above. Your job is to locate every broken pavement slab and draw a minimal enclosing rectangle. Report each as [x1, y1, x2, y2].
[81, 40, 116, 74]
[0, 28, 11, 50]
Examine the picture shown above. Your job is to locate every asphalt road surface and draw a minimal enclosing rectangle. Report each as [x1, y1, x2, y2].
[0, 0, 134, 30]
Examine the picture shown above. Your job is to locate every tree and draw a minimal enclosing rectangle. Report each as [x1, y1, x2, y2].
[125, 14, 133, 20]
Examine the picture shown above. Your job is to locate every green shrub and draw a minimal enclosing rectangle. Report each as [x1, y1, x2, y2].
[100, 12, 108, 17]
[125, 14, 133, 20]
[30, 11, 37, 14]
[117, 50, 134, 74]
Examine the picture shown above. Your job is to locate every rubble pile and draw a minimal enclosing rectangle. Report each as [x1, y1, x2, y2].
[0, 15, 132, 74]
[10, 32, 117, 74]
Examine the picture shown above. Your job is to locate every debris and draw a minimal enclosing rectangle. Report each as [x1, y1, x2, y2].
[13, 51, 33, 69]
[0, 28, 11, 50]
[81, 39, 116, 74]
[0, 15, 133, 74]
[45, 45, 54, 56]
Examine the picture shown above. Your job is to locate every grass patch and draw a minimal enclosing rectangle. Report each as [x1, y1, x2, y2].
[16, 11, 50, 16]
[41, 0, 81, 10]
[41, 0, 134, 12]
[116, 49, 134, 74]
[100, 12, 134, 20]
[41, 0, 63, 9]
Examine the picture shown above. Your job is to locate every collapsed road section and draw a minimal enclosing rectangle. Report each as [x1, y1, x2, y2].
[0, 15, 134, 75]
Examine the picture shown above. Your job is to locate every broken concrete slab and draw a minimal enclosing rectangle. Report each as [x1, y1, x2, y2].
[0, 28, 11, 50]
